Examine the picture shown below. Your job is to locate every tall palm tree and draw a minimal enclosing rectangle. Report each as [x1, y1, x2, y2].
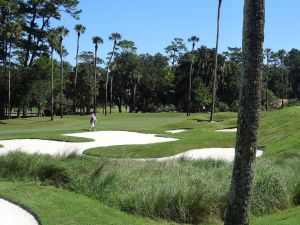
[210, 0, 222, 122]
[47, 31, 59, 121]
[6, 23, 22, 119]
[92, 36, 104, 114]
[277, 49, 286, 109]
[264, 48, 272, 111]
[73, 24, 86, 115]
[57, 26, 69, 119]
[225, 0, 265, 224]
[187, 35, 200, 116]
[105, 32, 122, 116]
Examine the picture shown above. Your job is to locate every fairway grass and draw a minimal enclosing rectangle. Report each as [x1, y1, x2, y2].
[252, 206, 300, 225]
[0, 108, 299, 224]
[0, 182, 176, 225]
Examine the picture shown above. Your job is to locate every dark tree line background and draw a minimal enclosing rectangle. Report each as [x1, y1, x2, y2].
[0, 0, 299, 119]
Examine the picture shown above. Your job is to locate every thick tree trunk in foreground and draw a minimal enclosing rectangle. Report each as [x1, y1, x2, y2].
[224, 1, 265, 225]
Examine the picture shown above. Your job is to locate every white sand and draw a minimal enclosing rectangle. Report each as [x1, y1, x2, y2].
[215, 128, 237, 133]
[0, 198, 39, 225]
[137, 148, 264, 162]
[0, 131, 177, 156]
[0, 130, 264, 162]
[165, 129, 188, 134]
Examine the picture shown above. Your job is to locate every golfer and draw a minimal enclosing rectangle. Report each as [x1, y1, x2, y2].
[90, 113, 97, 131]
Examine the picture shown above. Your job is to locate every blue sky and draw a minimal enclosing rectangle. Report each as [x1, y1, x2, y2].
[53, 0, 300, 65]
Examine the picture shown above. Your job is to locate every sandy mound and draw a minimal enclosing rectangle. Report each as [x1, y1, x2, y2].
[0, 131, 177, 156]
[215, 128, 237, 133]
[0, 198, 39, 225]
[137, 148, 264, 162]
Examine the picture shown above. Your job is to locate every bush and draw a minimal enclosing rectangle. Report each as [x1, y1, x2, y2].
[252, 159, 295, 215]
[0, 152, 70, 187]
[156, 104, 176, 112]
[287, 99, 300, 107]
[217, 102, 230, 112]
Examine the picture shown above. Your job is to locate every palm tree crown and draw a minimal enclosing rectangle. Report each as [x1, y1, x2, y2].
[57, 26, 69, 42]
[188, 36, 200, 51]
[92, 36, 104, 49]
[74, 24, 86, 37]
[109, 32, 122, 44]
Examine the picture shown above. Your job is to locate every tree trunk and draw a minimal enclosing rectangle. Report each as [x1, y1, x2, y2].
[224, 1, 265, 225]
[105, 42, 117, 116]
[210, 0, 222, 122]
[117, 97, 122, 113]
[133, 83, 137, 113]
[74, 33, 80, 115]
[265, 54, 269, 111]
[110, 76, 113, 114]
[60, 40, 64, 119]
[281, 64, 284, 109]
[51, 48, 54, 121]
[8, 41, 11, 119]
[187, 49, 194, 117]
[94, 45, 98, 114]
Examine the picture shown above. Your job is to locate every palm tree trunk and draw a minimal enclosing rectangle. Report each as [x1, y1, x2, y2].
[74, 33, 80, 115]
[51, 47, 54, 121]
[187, 55, 193, 117]
[265, 56, 269, 111]
[105, 43, 116, 116]
[60, 42, 64, 119]
[281, 63, 284, 109]
[8, 41, 12, 120]
[224, 1, 265, 225]
[94, 45, 98, 114]
[110, 76, 113, 114]
[210, 0, 222, 122]
[188, 44, 195, 117]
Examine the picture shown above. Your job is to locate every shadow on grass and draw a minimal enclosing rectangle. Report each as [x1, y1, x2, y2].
[194, 119, 224, 123]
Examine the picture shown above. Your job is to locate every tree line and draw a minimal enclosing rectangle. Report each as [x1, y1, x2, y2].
[0, 0, 299, 120]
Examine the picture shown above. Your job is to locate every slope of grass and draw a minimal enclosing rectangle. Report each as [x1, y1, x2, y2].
[0, 182, 176, 225]
[252, 206, 300, 225]
[259, 107, 300, 157]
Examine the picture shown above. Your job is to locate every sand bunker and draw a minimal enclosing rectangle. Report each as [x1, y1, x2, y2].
[165, 129, 188, 134]
[0, 131, 264, 161]
[0, 198, 39, 225]
[215, 128, 237, 133]
[0, 131, 177, 156]
[137, 148, 264, 162]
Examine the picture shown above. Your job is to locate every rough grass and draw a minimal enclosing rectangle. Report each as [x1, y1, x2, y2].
[0, 182, 176, 225]
[0, 152, 298, 224]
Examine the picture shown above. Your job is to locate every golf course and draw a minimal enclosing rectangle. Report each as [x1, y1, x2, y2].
[0, 108, 299, 224]
[1, 0, 300, 224]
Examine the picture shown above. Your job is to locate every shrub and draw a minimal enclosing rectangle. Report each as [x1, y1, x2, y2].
[217, 102, 230, 112]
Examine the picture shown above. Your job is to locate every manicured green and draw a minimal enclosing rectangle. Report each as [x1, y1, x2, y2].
[2, 108, 299, 159]
[252, 207, 300, 225]
[0, 116, 94, 142]
[0, 182, 176, 225]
